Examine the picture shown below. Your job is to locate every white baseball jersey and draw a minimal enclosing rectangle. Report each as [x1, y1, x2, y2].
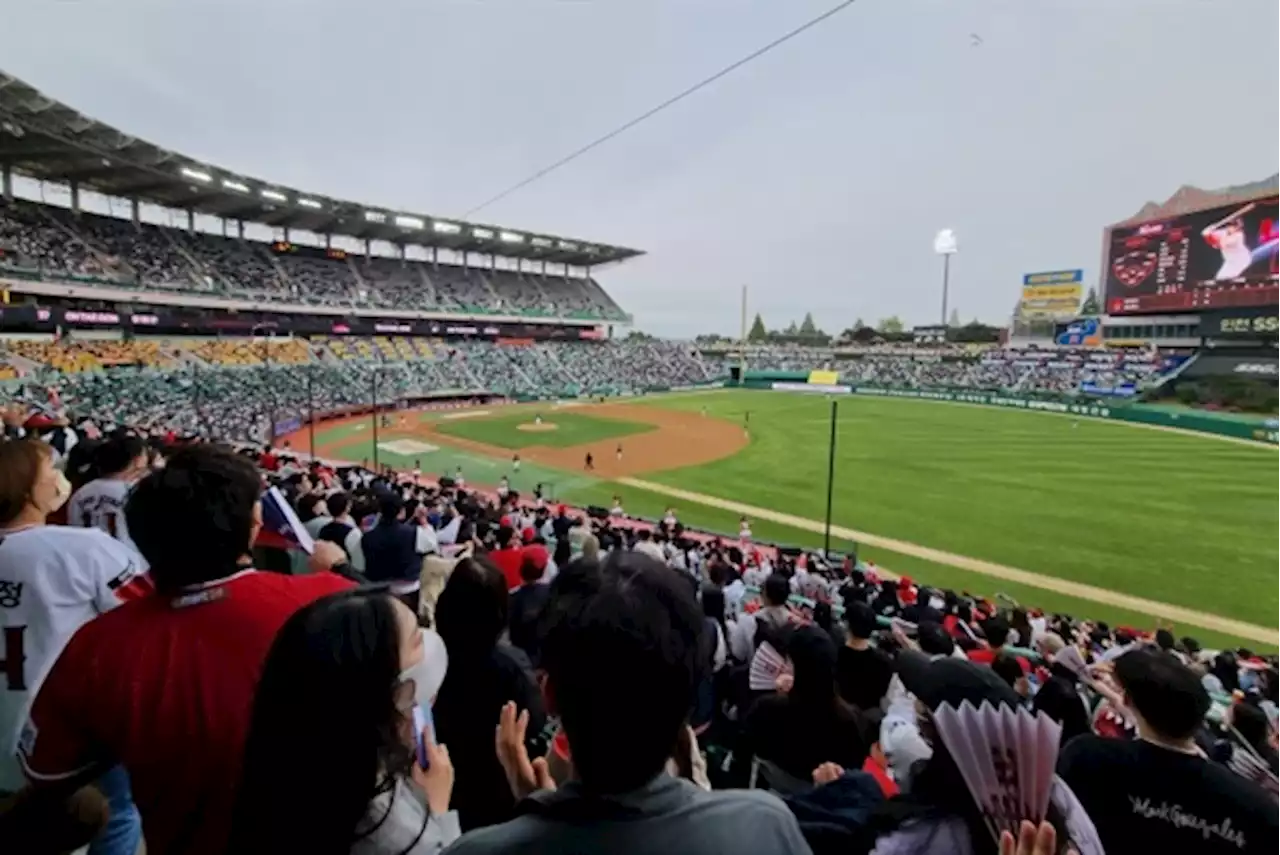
[67, 477, 144, 561]
[0, 526, 142, 790]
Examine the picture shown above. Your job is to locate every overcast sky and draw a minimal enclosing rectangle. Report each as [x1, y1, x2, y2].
[3, 0, 1277, 336]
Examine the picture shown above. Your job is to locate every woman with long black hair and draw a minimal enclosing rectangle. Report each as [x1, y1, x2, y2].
[743, 625, 868, 783]
[431, 555, 546, 831]
[228, 589, 458, 855]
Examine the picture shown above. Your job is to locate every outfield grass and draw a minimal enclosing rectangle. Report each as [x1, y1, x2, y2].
[432, 410, 651, 449]
[621, 391, 1277, 628]
[553, 476, 1264, 651]
[310, 391, 1277, 645]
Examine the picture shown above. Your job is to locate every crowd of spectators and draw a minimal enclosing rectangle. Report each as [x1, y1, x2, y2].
[0, 403, 1275, 855]
[703, 344, 1184, 398]
[0, 336, 720, 442]
[0, 198, 625, 320]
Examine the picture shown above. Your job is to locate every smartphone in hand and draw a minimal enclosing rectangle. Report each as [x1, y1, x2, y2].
[412, 705, 433, 769]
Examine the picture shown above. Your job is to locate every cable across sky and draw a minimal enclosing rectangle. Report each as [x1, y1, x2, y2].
[464, 0, 860, 217]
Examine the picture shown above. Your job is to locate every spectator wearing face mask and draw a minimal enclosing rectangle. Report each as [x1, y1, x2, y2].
[0, 439, 147, 855]
[14, 444, 354, 855]
[1058, 648, 1277, 854]
[228, 590, 459, 854]
[446, 551, 812, 855]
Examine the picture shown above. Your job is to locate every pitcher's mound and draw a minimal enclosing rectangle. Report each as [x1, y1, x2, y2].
[517, 422, 559, 432]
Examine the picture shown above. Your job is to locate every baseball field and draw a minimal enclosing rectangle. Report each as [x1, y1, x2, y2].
[293, 389, 1278, 649]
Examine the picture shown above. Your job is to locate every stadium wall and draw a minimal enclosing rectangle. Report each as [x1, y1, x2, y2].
[728, 373, 1278, 444]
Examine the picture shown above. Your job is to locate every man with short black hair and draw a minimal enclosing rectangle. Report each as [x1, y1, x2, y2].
[447, 551, 812, 855]
[315, 491, 365, 572]
[16, 444, 353, 855]
[1059, 648, 1276, 853]
[836, 601, 893, 710]
[362, 492, 435, 612]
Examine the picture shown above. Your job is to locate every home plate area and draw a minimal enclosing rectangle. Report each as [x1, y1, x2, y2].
[378, 439, 439, 456]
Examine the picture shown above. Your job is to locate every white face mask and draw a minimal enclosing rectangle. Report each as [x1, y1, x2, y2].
[397, 629, 448, 712]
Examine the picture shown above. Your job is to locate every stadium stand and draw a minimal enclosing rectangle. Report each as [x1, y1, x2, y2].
[0, 72, 1274, 855]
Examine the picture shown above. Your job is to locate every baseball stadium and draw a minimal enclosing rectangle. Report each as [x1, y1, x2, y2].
[0, 70, 1276, 653]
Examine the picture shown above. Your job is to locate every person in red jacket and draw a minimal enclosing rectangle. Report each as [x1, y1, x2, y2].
[15, 445, 353, 855]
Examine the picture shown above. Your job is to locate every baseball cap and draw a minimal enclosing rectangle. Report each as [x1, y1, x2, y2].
[896, 649, 1020, 710]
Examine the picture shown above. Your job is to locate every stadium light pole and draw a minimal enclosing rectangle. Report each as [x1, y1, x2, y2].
[307, 363, 316, 460]
[371, 364, 380, 471]
[933, 229, 958, 325]
[822, 398, 838, 558]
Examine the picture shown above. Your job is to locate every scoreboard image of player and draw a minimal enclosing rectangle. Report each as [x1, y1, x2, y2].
[1104, 195, 1278, 315]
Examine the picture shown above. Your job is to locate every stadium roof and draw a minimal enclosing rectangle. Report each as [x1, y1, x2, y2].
[0, 72, 643, 267]
[1113, 174, 1279, 226]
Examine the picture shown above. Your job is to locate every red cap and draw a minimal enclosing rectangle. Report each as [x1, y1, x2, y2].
[523, 544, 549, 571]
[521, 526, 536, 544]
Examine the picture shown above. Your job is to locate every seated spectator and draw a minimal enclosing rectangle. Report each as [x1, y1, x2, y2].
[991, 652, 1031, 701]
[836, 602, 894, 711]
[432, 556, 545, 832]
[745, 625, 869, 784]
[445, 551, 812, 855]
[633, 527, 664, 562]
[0, 439, 146, 855]
[229, 590, 459, 854]
[1059, 648, 1277, 853]
[14, 444, 352, 855]
[867, 651, 1104, 854]
[966, 616, 1028, 672]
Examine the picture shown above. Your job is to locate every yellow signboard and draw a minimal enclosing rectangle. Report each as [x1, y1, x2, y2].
[1020, 284, 1083, 302]
[808, 370, 840, 386]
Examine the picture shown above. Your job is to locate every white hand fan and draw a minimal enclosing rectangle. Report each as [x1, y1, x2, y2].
[932, 701, 1062, 845]
[1054, 645, 1087, 677]
[748, 641, 792, 691]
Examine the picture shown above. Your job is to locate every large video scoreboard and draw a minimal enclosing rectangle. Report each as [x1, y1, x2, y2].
[1104, 195, 1278, 315]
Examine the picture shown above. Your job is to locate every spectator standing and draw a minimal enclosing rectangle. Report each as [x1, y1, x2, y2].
[632, 528, 664, 563]
[432, 556, 545, 832]
[229, 590, 459, 854]
[316, 491, 367, 573]
[446, 551, 811, 855]
[487, 525, 525, 591]
[65, 432, 149, 560]
[1059, 648, 1277, 853]
[866, 651, 1103, 854]
[0, 439, 146, 855]
[15, 444, 353, 855]
[363, 493, 435, 614]
[507, 555, 551, 665]
[836, 602, 894, 711]
[744, 626, 869, 783]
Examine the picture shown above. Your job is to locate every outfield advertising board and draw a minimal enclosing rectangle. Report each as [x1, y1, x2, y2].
[1019, 269, 1084, 319]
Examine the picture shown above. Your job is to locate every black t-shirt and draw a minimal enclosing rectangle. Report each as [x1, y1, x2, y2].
[743, 694, 868, 782]
[835, 644, 893, 711]
[1058, 735, 1278, 854]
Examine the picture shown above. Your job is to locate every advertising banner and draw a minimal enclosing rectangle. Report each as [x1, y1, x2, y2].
[1019, 270, 1084, 319]
[806, 369, 840, 386]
